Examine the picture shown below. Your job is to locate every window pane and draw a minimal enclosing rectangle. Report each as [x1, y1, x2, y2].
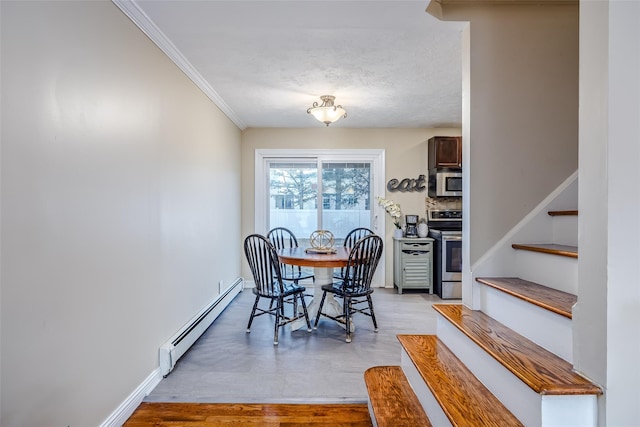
[269, 161, 317, 244]
[322, 162, 371, 244]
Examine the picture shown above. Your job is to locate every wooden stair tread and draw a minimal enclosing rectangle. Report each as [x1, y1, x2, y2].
[512, 243, 578, 258]
[364, 366, 432, 427]
[124, 402, 373, 426]
[475, 277, 576, 318]
[397, 335, 523, 427]
[548, 210, 578, 216]
[433, 304, 602, 396]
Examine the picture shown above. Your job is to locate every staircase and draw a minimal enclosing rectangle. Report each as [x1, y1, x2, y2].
[364, 207, 603, 426]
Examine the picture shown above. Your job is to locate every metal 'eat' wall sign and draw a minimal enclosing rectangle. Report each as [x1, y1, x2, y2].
[387, 174, 426, 192]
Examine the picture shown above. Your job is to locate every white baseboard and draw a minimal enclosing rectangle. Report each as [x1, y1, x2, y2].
[100, 368, 162, 427]
[160, 278, 244, 376]
[101, 278, 244, 426]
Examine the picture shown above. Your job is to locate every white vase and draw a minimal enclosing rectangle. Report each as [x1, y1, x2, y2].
[417, 222, 429, 238]
[393, 228, 403, 239]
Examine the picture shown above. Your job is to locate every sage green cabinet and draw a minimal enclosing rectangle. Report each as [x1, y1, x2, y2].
[393, 237, 434, 294]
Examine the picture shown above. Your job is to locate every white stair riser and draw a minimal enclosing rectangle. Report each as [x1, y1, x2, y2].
[436, 315, 541, 426]
[542, 395, 598, 427]
[477, 283, 573, 363]
[552, 215, 578, 247]
[400, 349, 452, 427]
[436, 315, 598, 427]
[514, 251, 577, 294]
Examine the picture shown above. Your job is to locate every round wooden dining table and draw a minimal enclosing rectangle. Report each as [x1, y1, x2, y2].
[277, 246, 352, 332]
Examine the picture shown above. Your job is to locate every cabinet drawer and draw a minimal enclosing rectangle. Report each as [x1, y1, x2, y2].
[401, 249, 430, 259]
[401, 241, 432, 251]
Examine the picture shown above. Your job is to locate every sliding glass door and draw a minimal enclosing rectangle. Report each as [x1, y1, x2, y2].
[255, 149, 386, 286]
[320, 161, 372, 246]
[268, 160, 319, 246]
[267, 160, 372, 246]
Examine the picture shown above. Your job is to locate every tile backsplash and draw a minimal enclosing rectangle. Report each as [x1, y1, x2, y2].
[424, 197, 462, 213]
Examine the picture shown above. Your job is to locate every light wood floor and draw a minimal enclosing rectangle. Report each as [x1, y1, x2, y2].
[133, 288, 438, 425]
[147, 288, 439, 403]
[124, 402, 373, 426]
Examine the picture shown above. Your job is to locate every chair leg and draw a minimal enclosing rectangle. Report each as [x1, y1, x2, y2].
[367, 295, 378, 332]
[273, 296, 282, 345]
[292, 283, 299, 316]
[298, 292, 311, 332]
[247, 295, 260, 332]
[344, 296, 352, 343]
[313, 291, 328, 329]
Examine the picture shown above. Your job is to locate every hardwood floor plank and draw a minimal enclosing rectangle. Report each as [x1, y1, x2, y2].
[124, 403, 373, 427]
[364, 366, 432, 426]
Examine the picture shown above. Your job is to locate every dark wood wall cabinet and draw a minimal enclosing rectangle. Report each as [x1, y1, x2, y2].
[428, 136, 462, 170]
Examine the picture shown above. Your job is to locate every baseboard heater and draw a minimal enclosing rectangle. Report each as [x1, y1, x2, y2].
[159, 277, 244, 377]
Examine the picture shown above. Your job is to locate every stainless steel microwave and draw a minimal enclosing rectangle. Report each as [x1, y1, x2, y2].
[429, 170, 462, 197]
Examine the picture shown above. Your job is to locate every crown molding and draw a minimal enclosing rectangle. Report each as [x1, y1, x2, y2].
[112, 0, 247, 130]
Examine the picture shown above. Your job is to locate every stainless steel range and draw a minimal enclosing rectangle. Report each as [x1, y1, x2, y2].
[427, 209, 462, 299]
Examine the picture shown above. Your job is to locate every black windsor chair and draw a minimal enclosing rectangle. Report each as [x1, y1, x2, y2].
[333, 227, 374, 280]
[314, 234, 383, 343]
[243, 234, 312, 345]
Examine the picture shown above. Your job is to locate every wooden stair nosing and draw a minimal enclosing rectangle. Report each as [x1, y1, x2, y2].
[433, 304, 602, 396]
[364, 366, 432, 427]
[548, 210, 578, 216]
[511, 243, 578, 258]
[475, 277, 576, 319]
[398, 335, 523, 427]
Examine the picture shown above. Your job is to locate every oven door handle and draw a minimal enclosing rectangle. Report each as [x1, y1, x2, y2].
[442, 235, 462, 242]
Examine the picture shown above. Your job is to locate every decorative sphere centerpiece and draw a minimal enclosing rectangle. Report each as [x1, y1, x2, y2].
[309, 230, 335, 250]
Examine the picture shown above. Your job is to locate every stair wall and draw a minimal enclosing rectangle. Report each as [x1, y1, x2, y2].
[471, 172, 578, 307]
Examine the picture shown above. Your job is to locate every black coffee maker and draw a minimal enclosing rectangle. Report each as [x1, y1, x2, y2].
[405, 215, 418, 237]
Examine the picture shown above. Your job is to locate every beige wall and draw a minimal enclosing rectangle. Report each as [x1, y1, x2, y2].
[241, 128, 460, 286]
[1, 2, 242, 425]
[435, 3, 579, 267]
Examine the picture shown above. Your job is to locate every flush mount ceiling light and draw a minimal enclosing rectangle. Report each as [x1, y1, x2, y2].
[307, 95, 347, 126]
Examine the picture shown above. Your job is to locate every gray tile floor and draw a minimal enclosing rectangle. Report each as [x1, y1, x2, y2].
[146, 286, 443, 403]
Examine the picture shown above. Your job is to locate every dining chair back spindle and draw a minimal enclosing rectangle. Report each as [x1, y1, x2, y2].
[334, 227, 374, 280]
[267, 227, 315, 285]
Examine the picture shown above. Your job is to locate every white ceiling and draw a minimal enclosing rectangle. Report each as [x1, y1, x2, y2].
[119, 0, 466, 129]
